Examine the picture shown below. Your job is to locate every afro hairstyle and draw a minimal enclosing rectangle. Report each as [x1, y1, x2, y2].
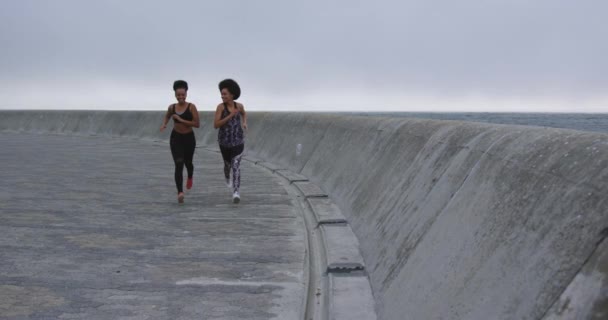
[218, 79, 241, 100]
[173, 80, 188, 91]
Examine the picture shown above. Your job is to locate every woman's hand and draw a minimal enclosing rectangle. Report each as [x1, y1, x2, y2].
[172, 114, 183, 122]
[160, 124, 167, 132]
[242, 122, 248, 130]
[230, 107, 240, 117]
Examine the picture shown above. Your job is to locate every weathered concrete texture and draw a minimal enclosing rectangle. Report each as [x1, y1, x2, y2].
[243, 156, 263, 164]
[328, 274, 376, 320]
[0, 133, 305, 319]
[2, 111, 608, 319]
[306, 198, 347, 225]
[293, 182, 328, 199]
[266, 162, 374, 319]
[230, 113, 608, 320]
[275, 170, 309, 184]
[321, 225, 365, 272]
[543, 238, 608, 320]
[257, 162, 285, 173]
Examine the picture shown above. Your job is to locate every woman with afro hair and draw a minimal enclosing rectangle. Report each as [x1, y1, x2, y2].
[214, 78, 248, 203]
[160, 80, 200, 203]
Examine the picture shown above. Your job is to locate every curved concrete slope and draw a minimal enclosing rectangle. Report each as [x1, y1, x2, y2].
[2, 111, 607, 319]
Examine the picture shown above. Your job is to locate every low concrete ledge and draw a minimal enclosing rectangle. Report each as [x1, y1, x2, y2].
[242, 156, 263, 164]
[321, 224, 365, 272]
[294, 181, 328, 199]
[329, 274, 377, 320]
[307, 197, 347, 225]
[257, 161, 285, 173]
[275, 170, 309, 183]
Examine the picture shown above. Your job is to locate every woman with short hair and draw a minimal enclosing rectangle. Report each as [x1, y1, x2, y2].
[160, 80, 200, 203]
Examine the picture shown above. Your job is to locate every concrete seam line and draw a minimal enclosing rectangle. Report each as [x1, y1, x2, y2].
[257, 161, 285, 173]
[298, 119, 334, 174]
[442, 130, 514, 207]
[275, 170, 309, 184]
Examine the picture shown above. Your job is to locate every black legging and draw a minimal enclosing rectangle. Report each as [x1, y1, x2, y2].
[170, 130, 196, 193]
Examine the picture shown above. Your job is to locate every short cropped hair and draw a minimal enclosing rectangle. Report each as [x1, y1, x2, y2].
[218, 79, 241, 100]
[173, 80, 188, 91]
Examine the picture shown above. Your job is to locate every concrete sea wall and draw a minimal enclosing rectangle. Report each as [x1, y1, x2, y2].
[2, 110, 607, 319]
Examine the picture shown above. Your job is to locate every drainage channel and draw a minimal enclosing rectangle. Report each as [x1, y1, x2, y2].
[297, 192, 329, 320]
[250, 159, 375, 320]
[257, 164, 329, 320]
[280, 178, 329, 320]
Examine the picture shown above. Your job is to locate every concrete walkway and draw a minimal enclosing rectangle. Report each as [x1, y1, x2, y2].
[0, 133, 306, 319]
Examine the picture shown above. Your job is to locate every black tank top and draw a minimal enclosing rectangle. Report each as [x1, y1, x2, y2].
[172, 103, 193, 122]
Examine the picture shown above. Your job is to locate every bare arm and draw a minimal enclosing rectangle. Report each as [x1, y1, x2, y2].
[213, 104, 239, 128]
[160, 105, 172, 131]
[239, 103, 248, 130]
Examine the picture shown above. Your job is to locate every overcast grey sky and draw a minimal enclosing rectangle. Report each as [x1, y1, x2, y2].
[1, 0, 607, 112]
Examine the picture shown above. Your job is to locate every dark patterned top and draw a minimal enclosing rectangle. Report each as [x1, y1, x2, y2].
[218, 103, 244, 147]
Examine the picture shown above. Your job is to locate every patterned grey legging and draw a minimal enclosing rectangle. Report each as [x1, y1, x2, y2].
[219, 144, 244, 193]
